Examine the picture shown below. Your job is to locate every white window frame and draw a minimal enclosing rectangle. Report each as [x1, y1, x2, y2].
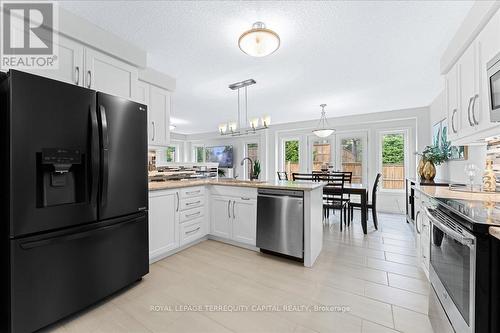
[378, 129, 409, 193]
[279, 136, 302, 176]
[243, 140, 260, 180]
[335, 131, 368, 186]
[191, 144, 205, 163]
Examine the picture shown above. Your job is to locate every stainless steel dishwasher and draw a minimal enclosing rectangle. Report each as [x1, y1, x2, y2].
[256, 188, 304, 259]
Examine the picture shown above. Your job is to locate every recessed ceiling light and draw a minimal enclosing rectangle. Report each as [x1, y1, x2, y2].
[238, 21, 280, 57]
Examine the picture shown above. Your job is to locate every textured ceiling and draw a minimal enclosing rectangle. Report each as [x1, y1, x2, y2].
[60, 1, 474, 134]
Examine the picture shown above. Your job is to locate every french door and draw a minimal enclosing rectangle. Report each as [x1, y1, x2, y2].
[335, 132, 368, 186]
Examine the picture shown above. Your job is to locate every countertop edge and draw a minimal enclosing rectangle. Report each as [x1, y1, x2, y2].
[148, 180, 326, 192]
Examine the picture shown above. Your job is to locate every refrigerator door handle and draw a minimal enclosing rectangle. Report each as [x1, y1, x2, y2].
[90, 105, 100, 207]
[99, 105, 110, 207]
[20, 216, 140, 250]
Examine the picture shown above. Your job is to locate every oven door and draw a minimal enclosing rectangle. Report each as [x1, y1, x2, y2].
[425, 206, 476, 333]
[488, 54, 500, 121]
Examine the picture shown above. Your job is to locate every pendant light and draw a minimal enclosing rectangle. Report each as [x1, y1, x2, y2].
[238, 22, 280, 57]
[312, 104, 335, 138]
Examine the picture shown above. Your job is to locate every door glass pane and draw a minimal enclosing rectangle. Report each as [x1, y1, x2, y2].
[194, 146, 204, 162]
[381, 133, 405, 189]
[247, 143, 258, 179]
[284, 140, 300, 176]
[341, 138, 363, 184]
[312, 141, 331, 171]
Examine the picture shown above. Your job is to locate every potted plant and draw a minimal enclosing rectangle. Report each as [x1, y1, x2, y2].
[252, 160, 261, 180]
[420, 142, 450, 180]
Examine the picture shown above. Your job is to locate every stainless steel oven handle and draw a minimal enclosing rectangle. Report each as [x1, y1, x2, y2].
[423, 206, 474, 247]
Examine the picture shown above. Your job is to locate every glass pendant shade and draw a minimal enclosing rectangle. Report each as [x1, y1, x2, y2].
[238, 22, 280, 57]
[313, 104, 335, 138]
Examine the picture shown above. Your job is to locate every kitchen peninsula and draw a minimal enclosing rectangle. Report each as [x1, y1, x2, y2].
[148, 179, 325, 267]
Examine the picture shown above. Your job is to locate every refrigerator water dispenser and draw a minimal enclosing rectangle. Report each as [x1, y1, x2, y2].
[37, 148, 85, 207]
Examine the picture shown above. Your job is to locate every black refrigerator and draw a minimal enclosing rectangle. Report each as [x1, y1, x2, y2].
[0, 70, 149, 333]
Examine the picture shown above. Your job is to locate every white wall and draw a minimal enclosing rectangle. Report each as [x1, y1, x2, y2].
[429, 91, 486, 183]
[175, 106, 431, 213]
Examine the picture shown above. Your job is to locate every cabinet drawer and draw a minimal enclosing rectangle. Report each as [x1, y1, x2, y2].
[180, 186, 205, 199]
[180, 206, 204, 223]
[179, 196, 205, 211]
[180, 218, 204, 246]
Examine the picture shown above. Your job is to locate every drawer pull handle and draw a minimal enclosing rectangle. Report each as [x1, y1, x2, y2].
[185, 211, 201, 218]
[186, 190, 201, 195]
[185, 227, 201, 235]
[241, 197, 250, 200]
[186, 201, 201, 206]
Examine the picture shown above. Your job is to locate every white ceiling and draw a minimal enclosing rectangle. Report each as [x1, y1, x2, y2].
[60, 1, 473, 134]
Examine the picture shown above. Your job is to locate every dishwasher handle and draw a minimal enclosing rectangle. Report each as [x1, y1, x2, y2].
[258, 189, 304, 197]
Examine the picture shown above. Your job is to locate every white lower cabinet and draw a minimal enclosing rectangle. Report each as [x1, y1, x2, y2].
[414, 192, 431, 279]
[148, 190, 180, 261]
[210, 194, 257, 246]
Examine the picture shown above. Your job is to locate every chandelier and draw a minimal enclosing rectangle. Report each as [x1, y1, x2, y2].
[312, 104, 335, 138]
[218, 79, 270, 136]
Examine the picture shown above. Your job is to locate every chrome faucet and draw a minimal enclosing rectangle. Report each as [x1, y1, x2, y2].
[240, 157, 255, 180]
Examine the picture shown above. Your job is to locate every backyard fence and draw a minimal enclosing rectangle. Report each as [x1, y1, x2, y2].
[381, 164, 405, 189]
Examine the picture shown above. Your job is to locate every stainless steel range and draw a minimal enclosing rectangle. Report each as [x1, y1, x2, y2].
[423, 197, 499, 333]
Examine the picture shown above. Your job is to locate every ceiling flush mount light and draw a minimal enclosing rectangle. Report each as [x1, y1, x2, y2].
[238, 21, 280, 57]
[313, 104, 335, 138]
[218, 79, 270, 136]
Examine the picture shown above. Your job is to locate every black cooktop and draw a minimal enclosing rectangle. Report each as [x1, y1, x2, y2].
[433, 197, 500, 233]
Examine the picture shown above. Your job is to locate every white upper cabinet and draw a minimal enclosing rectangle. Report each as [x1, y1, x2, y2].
[458, 43, 477, 137]
[446, 65, 460, 141]
[148, 85, 171, 146]
[28, 34, 84, 86]
[135, 80, 149, 105]
[84, 48, 138, 100]
[445, 8, 500, 144]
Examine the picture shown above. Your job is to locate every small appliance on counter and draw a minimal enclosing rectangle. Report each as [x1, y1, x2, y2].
[0, 70, 149, 333]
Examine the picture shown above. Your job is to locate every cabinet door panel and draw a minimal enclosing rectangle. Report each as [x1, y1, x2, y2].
[85, 48, 138, 99]
[459, 44, 477, 137]
[25, 34, 84, 85]
[210, 197, 231, 239]
[149, 85, 171, 146]
[232, 199, 257, 245]
[149, 193, 179, 258]
[446, 65, 460, 140]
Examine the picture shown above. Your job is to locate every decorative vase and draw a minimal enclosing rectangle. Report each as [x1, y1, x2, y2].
[483, 159, 497, 192]
[418, 158, 426, 178]
[422, 161, 436, 181]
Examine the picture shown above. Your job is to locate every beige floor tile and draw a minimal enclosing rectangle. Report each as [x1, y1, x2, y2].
[162, 312, 234, 333]
[361, 321, 399, 333]
[384, 252, 419, 266]
[387, 273, 430, 295]
[364, 282, 428, 314]
[392, 306, 434, 333]
[366, 258, 427, 280]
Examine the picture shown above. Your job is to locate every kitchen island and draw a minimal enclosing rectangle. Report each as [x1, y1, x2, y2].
[148, 179, 325, 267]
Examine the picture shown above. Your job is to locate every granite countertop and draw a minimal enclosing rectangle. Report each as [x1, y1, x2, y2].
[412, 183, 500, 203]
[148, 179, 326, 192]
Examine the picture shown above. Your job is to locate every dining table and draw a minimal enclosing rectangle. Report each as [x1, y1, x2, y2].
[323, 182, 369, 234]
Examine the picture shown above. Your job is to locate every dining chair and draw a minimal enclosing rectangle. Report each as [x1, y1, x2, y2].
[319, 173, 348, 231]
[349, 173, 381, 230]
[277, 171, 288, 180]
[292, 173, 317, 181]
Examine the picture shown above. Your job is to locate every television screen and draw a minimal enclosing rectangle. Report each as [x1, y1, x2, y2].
[205, 145, 233, 168]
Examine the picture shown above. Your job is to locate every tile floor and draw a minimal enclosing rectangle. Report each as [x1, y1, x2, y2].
[48, 213, 434, 333]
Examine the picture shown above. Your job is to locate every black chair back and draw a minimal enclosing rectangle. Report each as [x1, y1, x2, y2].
[320, 173, 345, 201]
[371, 173, 382, 207]
[277, 172, 288, 181]
[292, 173, 316, 181]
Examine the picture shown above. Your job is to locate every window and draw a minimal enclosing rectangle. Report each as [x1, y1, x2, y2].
[284, 139, 300, 176]
[340, 138, 363, 184]
[381, 132, 406, 190]
[192, 146, 205, 162]
[312, 141, 331, 171]
[165, 146, 177, 162]
[246, 143, 259, 179]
